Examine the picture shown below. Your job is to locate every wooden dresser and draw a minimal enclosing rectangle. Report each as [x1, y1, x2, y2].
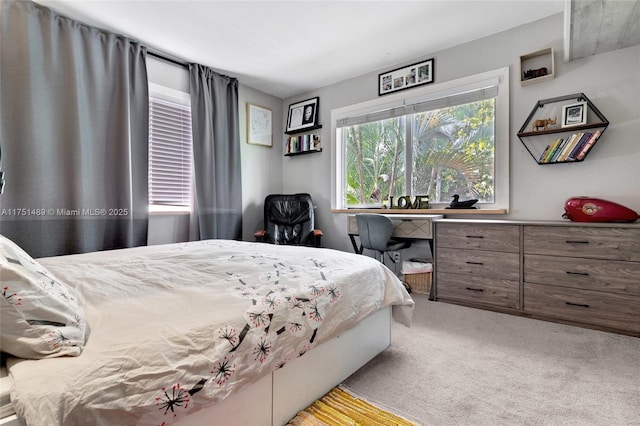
[436, 222, 520, 309]
[434, 219, 640, 336]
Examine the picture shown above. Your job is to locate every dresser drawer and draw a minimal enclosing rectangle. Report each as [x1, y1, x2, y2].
[524, 254, 640, 296]
[524, 226, 640, 261]
[436, 223, 519, 252]
[524, 283, 640, 333]
[436, 272, 519, 309]
[437, 247, 519, 280]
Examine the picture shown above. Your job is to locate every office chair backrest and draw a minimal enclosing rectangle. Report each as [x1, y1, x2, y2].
[264, 193, 315, 245]
[355, 214, 394, 253]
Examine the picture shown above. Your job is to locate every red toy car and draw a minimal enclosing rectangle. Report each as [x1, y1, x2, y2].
[563, 197, 640, 223]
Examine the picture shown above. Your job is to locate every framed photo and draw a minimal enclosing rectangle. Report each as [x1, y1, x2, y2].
[561, 101, 587, 127]
[379, 58, 434, 96]
[286, 97, 319, 133]
[247, 103, 272, 147]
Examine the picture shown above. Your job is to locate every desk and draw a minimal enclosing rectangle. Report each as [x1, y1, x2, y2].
[347, 214, 443, 254]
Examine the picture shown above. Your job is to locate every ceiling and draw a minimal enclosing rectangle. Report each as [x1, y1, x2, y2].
[31, 0, 629, 99]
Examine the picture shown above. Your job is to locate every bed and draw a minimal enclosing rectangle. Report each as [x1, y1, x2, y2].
[0, 237, 413, 425]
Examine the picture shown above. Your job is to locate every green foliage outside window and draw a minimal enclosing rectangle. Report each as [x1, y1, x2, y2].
[344, 99, 495, 207]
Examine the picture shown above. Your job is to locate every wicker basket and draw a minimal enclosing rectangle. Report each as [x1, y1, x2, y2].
[403, 272, 432, 295]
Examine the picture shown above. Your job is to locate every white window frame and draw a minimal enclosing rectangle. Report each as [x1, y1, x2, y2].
[331, 67, 509, 211]
[148, 83, 192, 214]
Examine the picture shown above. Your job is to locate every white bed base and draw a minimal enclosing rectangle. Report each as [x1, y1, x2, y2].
[1, 306, 392, 426]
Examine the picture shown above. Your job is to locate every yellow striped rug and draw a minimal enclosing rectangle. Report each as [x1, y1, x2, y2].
[287, 386, 420, 426]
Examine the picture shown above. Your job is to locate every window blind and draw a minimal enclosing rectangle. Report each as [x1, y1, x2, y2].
[336, 85, 498, 128]
[148, 97, 192, 207]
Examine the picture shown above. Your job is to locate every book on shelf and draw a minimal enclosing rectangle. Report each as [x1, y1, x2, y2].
[556, 132, 584, 162]
[565, 132, 593, 161]
[538, 131, 600, 163]
[541, 137, 563, 163]
[549, 137, 567, 162]
[538, 144, 552, 162]
[574, 129, 602, 161]
[286, 134, 321, 154]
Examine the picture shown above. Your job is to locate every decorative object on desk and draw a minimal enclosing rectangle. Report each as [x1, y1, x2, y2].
[247, 103, 272, 147]
[286, 97, 319, 133]
[562, 197, 639, 223]
[447, 194, 478, 209]
[388, 195, 430, 209]
[561, 101, 587, 127]
[531, 116, 556, 131]
[378, 58, 434, 96]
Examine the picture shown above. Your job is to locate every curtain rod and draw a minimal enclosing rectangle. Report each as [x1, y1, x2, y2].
[148, 51, 188, 69]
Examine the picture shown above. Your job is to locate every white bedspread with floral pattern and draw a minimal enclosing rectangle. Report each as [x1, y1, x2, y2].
[7, 240, 413, 425]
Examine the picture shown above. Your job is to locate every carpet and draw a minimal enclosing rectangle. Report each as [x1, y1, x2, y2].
[342, 294, 640, 425]
[287, 386, 420, 426]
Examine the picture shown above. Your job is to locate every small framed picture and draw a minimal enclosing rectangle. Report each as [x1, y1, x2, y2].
[286, 97, 319, 133]
[379, 58, 434, 96]
[562, 101, 587, 127]
[247, 103, 272, 147]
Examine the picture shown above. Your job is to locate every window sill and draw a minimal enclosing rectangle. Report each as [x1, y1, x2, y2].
[331, 208, 508, 215]
[149, 206, 191, 215]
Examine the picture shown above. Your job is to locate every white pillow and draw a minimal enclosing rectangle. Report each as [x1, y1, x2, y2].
[0, 235, 88, 358]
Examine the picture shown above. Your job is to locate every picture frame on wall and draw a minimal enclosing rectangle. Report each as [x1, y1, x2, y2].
[286, 97, 319, 133]
[247, 103, 273, 147]
[561, 101, 587, 127]
[378, 58, 434, 96]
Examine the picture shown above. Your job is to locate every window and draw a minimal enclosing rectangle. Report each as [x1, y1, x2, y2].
[333, 67, 509, 210]
[148, 86, 192, 212]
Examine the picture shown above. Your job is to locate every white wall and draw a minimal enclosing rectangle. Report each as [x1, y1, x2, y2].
[282, 13, 640, 253]
[146, 13, 639, 252]
[238, 86, 284, 241]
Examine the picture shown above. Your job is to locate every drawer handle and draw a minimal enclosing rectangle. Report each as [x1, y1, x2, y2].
[565, 240, 590, 244]
[465, 287, 485, 292]
[466, 235, 484, 239]
[566, 271, 590, 276]
[466, 261, 484, 265]
[565, 301, 590, 308]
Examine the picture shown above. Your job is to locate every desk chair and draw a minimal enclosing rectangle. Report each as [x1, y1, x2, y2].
[355, 213, 411, 278]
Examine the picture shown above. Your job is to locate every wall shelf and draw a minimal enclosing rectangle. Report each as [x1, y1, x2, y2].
[284, 148, 322, 157]
[284, 124, 322, 135]
[517, 93, 609, 165]
[520, 48, 554, 86]
[284, 126, 322, 157]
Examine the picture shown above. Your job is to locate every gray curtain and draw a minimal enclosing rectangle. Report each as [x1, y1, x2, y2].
[189, 64, 242, 240]
[0, 0, 149, 258]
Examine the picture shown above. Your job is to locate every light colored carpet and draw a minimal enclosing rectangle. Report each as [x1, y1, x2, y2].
[342, 294, 640, 426]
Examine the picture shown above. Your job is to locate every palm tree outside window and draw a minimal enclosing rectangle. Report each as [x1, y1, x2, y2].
[334, 68, 509, 211]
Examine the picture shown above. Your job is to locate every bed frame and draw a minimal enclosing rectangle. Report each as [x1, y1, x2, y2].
[1, 306, 392, 426]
